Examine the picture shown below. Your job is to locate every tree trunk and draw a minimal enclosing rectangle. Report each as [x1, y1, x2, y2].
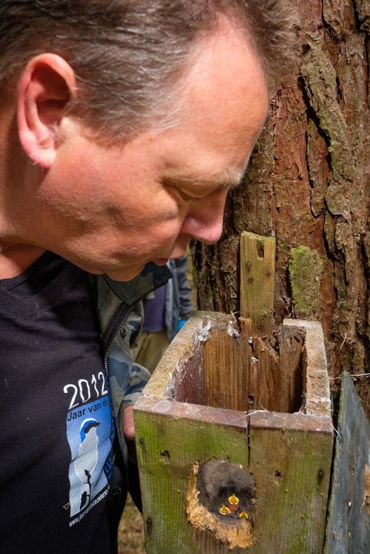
[192, 0, 369, 413]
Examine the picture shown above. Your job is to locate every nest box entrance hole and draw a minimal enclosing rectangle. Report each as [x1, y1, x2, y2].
[186, 460, 255, 550]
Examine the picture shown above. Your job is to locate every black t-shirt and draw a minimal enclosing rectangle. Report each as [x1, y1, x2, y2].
[0, 252, 115, 553]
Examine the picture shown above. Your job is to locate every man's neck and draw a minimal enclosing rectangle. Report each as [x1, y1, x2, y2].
[0, 244, 46, 278]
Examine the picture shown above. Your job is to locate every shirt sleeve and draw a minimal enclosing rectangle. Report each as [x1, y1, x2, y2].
[122, 362, 151, 408]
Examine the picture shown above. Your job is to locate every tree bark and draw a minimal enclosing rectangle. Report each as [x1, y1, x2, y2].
[192, 0, 369, 413]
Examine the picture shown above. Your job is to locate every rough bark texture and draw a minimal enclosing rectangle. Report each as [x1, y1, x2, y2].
[192, 0, 369, 414]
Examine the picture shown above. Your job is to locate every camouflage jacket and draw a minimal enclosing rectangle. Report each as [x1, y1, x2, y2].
[94, 263, 171, 455]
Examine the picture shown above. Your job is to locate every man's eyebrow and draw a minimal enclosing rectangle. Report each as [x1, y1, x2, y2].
[216, 169, 244, 189]
[168, 169, 244, 189]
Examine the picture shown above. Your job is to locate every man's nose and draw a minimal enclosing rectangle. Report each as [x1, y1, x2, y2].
[180, 188, 228, 245]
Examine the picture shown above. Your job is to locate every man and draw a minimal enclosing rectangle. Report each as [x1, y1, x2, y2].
[0, 1, 294, 552]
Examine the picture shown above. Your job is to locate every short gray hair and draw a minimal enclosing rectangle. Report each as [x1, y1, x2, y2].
[0, 1, 296, 143]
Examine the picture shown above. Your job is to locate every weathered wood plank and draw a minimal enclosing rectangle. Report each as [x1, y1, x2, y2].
[135, 401, 250, 554]
[239, 317, 256, 411]
[203, 317, 293, 414]
[240, 231, 276, 336]
[249, 333, 281, 412]
[203, 325, 248, 411]
[142, 313, 209, 401]
[277, 324, 305, 412]
[239, 317, 304, 413]
[284, 319, 331, 417]
[248, 411, 333, 554]
[324, 373, 370, 553]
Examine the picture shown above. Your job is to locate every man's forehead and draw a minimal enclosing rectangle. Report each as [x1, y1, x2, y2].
[158, 142, 251, 190]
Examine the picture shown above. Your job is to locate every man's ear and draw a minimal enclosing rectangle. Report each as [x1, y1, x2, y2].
[17, 53, 76, 169]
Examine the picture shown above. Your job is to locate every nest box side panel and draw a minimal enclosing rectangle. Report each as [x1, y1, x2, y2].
[248, 411, 333, 554]
[135, 400, 251, 554]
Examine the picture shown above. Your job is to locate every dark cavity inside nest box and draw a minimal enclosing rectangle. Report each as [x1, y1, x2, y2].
[167, 314, 308, 415]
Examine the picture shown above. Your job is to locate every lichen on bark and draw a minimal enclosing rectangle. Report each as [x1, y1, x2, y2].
[288, 245, 323, 319]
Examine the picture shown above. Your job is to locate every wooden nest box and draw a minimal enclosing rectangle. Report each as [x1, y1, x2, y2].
[134, 312, 333, 554]
[135, 232, 334, 553]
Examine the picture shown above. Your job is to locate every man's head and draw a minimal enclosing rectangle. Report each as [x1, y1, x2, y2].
[0, 0, 294, 143]
[0, 1, 295, 280]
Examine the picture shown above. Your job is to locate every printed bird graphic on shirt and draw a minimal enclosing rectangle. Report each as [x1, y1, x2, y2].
[74, 418, 100, 510]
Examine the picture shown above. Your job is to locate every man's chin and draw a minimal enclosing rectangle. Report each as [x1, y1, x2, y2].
[151, 258, 169, 267]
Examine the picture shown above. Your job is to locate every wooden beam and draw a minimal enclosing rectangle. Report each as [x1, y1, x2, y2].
[240, 231, 276, 336]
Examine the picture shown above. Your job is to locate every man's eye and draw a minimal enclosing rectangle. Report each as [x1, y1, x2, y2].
[166, 183, 195, 202]
[162, 179, 200, 203]
[178, 190, 196, 202]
